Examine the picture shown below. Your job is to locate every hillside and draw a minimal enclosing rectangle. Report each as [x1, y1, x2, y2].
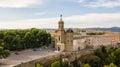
[85, 27, 120, 32]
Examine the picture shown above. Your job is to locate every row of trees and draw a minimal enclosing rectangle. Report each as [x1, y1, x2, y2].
[87, 32, 105, 35]
[80, 46, 120, 67]
[34, 61, 117, 67]
[83, 63, 117, 67]
[0, 28, 51, 51]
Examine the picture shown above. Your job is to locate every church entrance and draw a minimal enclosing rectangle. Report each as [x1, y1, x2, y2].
[58, 47, 61, 51]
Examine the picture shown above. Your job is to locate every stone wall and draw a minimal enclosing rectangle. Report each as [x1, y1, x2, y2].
[13, 55, 59, 67]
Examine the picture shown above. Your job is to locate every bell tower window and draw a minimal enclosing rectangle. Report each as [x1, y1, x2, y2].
[59, 37, 60, 41]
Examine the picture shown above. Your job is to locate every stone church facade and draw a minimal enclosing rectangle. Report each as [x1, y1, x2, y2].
[54, 15, 74, 51]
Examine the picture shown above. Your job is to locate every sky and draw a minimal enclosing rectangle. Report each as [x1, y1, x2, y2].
[0, 0, 120, 29]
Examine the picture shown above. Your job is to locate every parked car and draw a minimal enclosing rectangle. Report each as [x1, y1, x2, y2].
[15, 51, 19, 55]
[33, 48, 37, 51]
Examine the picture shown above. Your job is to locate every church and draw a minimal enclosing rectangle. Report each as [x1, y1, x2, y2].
[53, 15, 120, 52]
[54, 15, 74, 51]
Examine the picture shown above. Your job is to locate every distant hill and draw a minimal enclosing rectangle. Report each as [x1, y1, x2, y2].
[85, 27, 120, 32]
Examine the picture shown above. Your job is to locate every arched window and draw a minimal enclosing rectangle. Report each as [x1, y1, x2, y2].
[59, 37, 60, 41]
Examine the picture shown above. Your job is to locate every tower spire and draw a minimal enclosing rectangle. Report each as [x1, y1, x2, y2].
[60, 14, 62, 20]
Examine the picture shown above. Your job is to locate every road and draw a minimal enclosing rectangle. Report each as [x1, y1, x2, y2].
[0, 48, 58, 67]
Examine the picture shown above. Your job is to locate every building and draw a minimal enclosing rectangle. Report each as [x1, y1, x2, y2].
[53, 15, 120, 51]
[110, 32, 120, 45]
[54, 15, 74, 51]
[85, 35, 113, 48]
[84, 32, 120, 48]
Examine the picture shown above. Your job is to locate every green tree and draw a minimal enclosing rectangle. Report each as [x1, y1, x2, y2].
[84, 64, 91, 67]
[109, 52, 116, 63]
[0, 28, 51, 51]
[91, 56, 101, 67]
[94, 46, 108, 65]
[104, 63, 117, 67]
[35, 63, 43, 67]
[59, 54, 63, 67]
[51, 61, 60, 67]
[0, 46, 10, 59]
[4, 31, 16, 50]
[114, 48, 120, 66]
[11, 35, 22, 50]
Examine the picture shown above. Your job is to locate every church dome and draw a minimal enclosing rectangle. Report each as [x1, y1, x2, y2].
[66, 28, 73, 33]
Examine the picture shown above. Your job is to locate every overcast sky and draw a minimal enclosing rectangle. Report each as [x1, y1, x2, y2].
[0, 0, 120, 29]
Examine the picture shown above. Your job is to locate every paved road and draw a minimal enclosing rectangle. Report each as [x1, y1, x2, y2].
[0, 48, 58, 67]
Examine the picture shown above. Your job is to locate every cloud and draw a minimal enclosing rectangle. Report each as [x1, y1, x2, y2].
[33, 12, 47, 16]
[78, 0, 85, 3]
[0, 13, 120, 29]
[0, 0, 43, 8]
[78, 0, 120, 8]
[0, 18, 59, 29]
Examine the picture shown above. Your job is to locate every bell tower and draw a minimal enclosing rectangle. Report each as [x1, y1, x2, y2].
[54, 15, 74, 51]
[55, 15, 65, 51]
[58, 15, 64, 31]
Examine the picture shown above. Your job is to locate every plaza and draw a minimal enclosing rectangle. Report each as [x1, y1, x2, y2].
[0, 48, 58, 67]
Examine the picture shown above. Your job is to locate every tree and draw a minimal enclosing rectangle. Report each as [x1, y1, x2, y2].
[84, 64, 91, 67]
[0, 28, 51, 51]
[104, 63, 117, 67]
[109, 52, 116, 63]
[35, 63, 43, 67]
[3, 50, 10, 58]
[11, 35, 22, 50]
[94, 46, 109, 66]
[73, 51, 80, 67]
[0, 46, 10, 59]
[59, 54, 63, 67]
[114, 48, 120, 66]
[4, 31, 16, 50]
[51, 61, 60, 67]
[77, 47, 120, 67]
[91, 56, 101, 67]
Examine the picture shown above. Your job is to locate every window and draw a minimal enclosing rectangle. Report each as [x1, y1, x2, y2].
[59, 37, 60, 41]
[68, 40, 69, 43]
